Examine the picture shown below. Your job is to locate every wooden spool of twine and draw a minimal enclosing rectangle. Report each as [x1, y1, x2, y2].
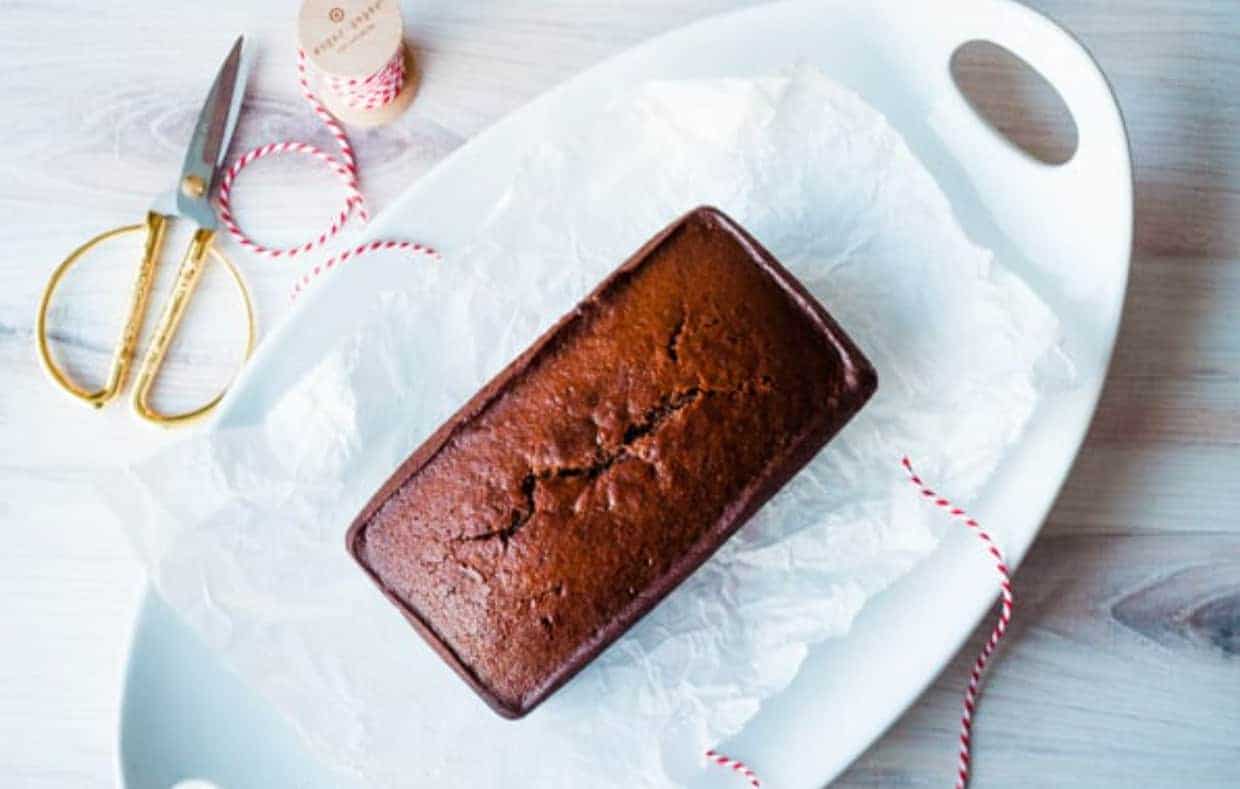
[217, 0, 437, 292]
[297, 0, 417, 127]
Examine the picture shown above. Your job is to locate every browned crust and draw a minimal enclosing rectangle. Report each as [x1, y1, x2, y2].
[346, 206, 877, 718]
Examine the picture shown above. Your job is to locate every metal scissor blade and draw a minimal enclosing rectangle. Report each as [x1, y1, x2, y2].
[174, 35, 247, 229]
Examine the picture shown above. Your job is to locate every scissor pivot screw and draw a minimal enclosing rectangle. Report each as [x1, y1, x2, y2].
[181, 174, 207, 199]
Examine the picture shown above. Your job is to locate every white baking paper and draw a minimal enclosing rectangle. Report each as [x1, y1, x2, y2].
[107, 66, 1062, 787]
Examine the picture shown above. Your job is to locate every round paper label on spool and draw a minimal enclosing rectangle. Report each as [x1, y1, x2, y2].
[298, 0, 403, 79]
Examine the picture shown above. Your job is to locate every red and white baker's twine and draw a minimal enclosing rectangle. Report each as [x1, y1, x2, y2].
[217, 48, 437, 298]
[325, 51, 406, 111]
[901, 456, 1014, 789]
[706, 457, 1014, 789]
[289, 238, 432, 300]
[706, 749, 761, 788]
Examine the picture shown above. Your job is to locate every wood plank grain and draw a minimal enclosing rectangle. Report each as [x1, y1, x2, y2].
[0, 468, 143, 789]
[838, 534, 1240, 787]
[1, 1, 1238, 787]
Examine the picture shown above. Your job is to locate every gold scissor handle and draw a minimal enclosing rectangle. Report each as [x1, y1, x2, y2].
[37, 212, 167, 407]
[131, 227, 256, 426]
[36, 212, 256, 427]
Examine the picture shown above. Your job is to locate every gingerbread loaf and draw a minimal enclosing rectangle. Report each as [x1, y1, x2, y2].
[347, 206, 877, 718]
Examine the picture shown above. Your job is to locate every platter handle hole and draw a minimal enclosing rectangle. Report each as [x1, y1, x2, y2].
[950, 40, 1079, 166]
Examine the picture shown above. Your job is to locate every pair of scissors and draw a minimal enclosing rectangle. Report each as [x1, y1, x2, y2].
[36, 36, 256, 427]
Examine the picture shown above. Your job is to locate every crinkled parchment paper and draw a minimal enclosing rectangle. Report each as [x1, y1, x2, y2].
[106, 66, 1060, 787]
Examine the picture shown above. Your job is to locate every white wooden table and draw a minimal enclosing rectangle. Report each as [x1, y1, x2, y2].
[2, 1, 1236, 786]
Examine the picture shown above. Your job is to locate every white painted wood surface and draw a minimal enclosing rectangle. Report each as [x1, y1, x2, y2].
[1, 1, 1236, 786]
